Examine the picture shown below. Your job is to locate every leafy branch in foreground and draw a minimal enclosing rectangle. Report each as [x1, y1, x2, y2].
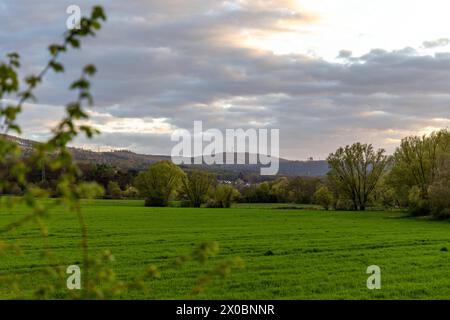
[0, 6, 241, 299]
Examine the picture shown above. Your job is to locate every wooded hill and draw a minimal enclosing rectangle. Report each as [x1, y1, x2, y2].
[2, 134, 329, 176]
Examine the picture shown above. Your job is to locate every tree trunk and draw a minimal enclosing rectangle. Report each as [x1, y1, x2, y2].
[352, 200, 358, 211]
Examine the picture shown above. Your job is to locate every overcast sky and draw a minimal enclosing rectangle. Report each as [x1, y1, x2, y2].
[1, 0, 450, 160]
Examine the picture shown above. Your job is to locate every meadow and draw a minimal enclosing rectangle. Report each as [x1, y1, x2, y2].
[1, 199, 450, 299]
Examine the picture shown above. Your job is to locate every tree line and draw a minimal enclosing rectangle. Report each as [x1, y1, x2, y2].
[1, 129, 448, 216]
[325, 129, 450, 217]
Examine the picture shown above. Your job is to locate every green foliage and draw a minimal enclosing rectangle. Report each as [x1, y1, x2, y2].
[372, 178, 397, 209]
[333, 197, 354, 211]
[0, 5, 108, 298]
[81, 164, 117, 188]
[181, 170, 215, 207]
[287, 176, 321, 204]
[206, 184, 240, 208]
[389, 129, 449, 215]
[134, 161, 185, 207]
[269, 177, 290, 202]
[390, 132, 441, 199]
[313, 186, 334, 210]
[408, 186, 431, 216]
[255, 181, 272, 202]
[123, 185, 139, 199]
[428, 138, 450, 218]
[0, 6, 241, 299]
[239, 177, 321, 204]
[429, 180, 450, 218]
[106, 181, 122, 199]
[327, 142, 389, 211]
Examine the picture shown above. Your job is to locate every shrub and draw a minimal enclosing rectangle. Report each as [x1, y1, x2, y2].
[206, 184, 240, 208]
[134, 161, 185, 207]
[0, 6, 242, 299]
[334, 197, 355, 211]
[408, 186, 431, 216]
[371, 178, 397, 209]
[106, 181, 122, 199]
[181, 171, 215, 207]
[429, 181, 450, 218]
[288, 177, 321, 204]
[123, 185, 139, 198]
[313, 186, 334, 210]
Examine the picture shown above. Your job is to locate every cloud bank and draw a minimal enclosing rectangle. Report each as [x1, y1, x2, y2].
[1, 0, 449, 159]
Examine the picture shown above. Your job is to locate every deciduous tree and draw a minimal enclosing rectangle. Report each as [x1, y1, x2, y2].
[327, 143, 389, 211]
[135, 161, 184, 207]
[314, 186, 334, 210]
[182, 170, 215, 207]
[388, 129, 449, 215]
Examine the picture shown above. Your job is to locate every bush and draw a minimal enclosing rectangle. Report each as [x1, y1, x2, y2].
[181, 171, 215, 207]
[123, 185, 139, 199]
[106, 181, 122, 199]
[375, 184, 397, 209]
[206, 184, 240, 208]
[408, 186, 431, 216]
[134, 161, 185, 207]
[7, 182, 23, 196]
[313, 186, 334, 210]
[429, 181, 450, 218]
[288, 177, 321, 204]
[334, 198, 355, 211]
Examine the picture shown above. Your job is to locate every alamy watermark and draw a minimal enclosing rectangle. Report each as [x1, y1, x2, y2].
[171, 121, 280, 175]
[66, 5, 81, 30]
[366, 265, 381, 290]
[66, 265, 81, 290]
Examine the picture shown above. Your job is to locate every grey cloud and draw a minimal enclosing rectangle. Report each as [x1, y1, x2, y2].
[423, 38, 450, 49]
[1, 1, 450, 159]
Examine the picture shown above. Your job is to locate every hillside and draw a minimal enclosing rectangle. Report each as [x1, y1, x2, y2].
[1, 134, 330, 176]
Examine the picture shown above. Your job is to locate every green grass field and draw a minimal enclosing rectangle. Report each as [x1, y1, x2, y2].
[1, 199, 450, 299]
